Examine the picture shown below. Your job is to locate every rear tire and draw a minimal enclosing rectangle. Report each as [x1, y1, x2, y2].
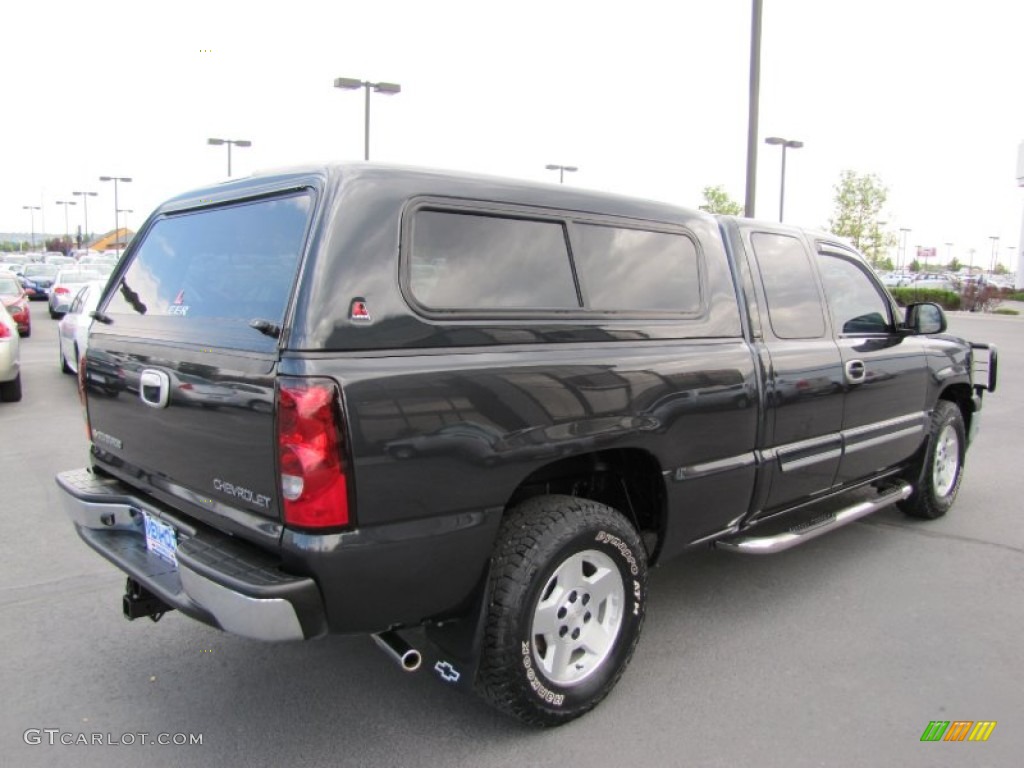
[60, 344, 73, 375]
[899, 401, 966, 519]
[0, 373, 22, 403]
[476, 495, 647, 727]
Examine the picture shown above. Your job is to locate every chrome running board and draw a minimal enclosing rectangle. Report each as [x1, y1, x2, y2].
[716, 482, 912, 555]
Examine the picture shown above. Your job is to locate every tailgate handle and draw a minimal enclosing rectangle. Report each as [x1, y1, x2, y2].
[139, 369, 171, 409]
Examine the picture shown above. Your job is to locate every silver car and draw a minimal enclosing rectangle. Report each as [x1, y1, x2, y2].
[48, 268, 103, 318]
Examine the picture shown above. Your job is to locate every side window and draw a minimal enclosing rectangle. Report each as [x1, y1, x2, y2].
[750, 232, 825, 339]
[572, 224, 702, 312]
[409, 210, 579, 310]
[69, 288, 86, 315]
[818, 253, 892, 335]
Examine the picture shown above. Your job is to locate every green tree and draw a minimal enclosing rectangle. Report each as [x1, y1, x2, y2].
[700, 185, 743, 215]
[45, 236, 73, 254]
[827, 170, 896, 266]
[947, 257, 962, 272]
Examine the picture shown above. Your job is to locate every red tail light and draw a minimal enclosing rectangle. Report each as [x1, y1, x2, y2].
[55, 286, 70, 295]
[0, 323, 10, 339]
[276, 377, 351, 529]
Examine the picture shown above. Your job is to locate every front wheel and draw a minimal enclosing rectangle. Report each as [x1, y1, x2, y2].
[476, 495, 647, 727]
[899, 401, 966, 519]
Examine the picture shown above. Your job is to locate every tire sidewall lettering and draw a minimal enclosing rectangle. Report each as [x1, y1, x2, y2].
[519, 526, 646, 709]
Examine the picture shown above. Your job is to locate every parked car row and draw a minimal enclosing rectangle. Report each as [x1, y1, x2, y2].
[0, 271, 113, 406]
[877, 269, 1016, 294]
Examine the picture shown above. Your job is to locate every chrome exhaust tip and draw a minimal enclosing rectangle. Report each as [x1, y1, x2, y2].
[372, 630, 422, 672]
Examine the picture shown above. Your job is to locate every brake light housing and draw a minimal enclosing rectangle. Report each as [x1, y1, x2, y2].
[276, 377, 351, 529]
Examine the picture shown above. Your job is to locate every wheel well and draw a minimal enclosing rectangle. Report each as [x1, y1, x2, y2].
[506, 448, 667, 562]
[939, 383, 972, 435]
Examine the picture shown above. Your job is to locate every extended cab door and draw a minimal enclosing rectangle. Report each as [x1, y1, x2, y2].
[815, 243, 928, 484]
[740, 229, 845, 515]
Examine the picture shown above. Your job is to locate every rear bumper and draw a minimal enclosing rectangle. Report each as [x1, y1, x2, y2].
[57, 468, 326, 642]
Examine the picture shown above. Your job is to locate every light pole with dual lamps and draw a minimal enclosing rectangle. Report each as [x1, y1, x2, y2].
[333, 77, 401, 161]
[764, 136, 803, 222]
[22, 205, 40, 251]
[898, 227, 912, 271]
[207, 138, 252, 177]
[989, 236, 1000, 273]
[72, 190, 98, 250]
[99, 176, 132, 257]
[545, 164, 578, 184]
[55, 200, 77, 252]
[118, 209, 134, 245]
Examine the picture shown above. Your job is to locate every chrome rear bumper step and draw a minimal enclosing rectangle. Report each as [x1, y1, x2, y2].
[715, 481, 912, 555]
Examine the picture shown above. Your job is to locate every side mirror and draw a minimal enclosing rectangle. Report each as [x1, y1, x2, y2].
[904, 302, 947, 335]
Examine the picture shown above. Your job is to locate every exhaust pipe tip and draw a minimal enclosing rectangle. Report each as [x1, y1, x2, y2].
[399, 648, 423, 672]
[373, 630, 422, 672]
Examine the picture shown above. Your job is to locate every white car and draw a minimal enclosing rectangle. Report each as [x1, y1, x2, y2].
[0, 302, 22, 402]
[48, 267, 103, 318]
[58, 281, 105, 375]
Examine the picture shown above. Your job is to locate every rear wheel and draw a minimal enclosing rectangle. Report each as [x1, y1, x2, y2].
[0, 373, 22, 403]
[60, 343, 73, 375]
[476, 495, 647, 727]
[899, 401, 966, 519]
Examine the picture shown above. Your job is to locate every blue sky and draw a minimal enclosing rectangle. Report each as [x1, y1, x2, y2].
[2, 0, 1022, 268]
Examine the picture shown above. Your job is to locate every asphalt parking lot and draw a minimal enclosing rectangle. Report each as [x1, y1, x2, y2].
[2, 311, 1021, 767]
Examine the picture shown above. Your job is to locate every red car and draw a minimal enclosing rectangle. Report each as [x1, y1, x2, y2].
[0, 274, 31, 337]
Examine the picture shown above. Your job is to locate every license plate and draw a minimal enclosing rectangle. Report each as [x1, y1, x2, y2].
[143, 513, 178, 565]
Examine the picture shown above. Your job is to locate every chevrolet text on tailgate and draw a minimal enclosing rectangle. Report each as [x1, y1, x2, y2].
[57, 164, 997, 726]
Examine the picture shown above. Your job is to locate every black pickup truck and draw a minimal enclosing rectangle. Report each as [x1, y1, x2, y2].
[57, 164, 997, 726]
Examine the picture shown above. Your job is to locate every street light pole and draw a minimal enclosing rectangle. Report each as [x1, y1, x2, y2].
[544, 164, 578, 184]
[899, 228, 911, 271]
[744, 0, 763, 218]
[207, 138, 252, 177]
[989, 236, 999, 273]
[55, 200, 77, 249]
[73, 191, 98, 250]
[764, 136, 803, 222]
[99, 176, 132, 257]
[118, 208, 134, 241]
[333, 77, 402, 161]
[22, 205, 40, 250]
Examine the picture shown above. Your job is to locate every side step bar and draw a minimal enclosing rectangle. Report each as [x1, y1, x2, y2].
[716, 481, 912, 555]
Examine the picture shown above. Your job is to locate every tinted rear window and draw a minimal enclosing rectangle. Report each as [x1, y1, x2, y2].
[751, 232, 825, 339]
[573, 224, 701, 312]
[104, 192, 312, 350]
[409, 210, 579, 310]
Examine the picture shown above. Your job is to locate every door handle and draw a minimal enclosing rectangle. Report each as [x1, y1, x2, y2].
[845, 359, 866, 384]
